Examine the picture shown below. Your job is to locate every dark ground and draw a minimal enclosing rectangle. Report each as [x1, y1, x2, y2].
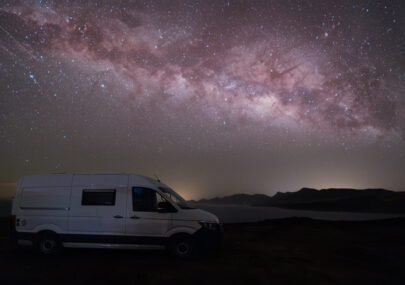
[0, 217, 404, 284]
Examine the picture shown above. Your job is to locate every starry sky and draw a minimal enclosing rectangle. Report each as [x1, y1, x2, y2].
[0, 0, 404, 200]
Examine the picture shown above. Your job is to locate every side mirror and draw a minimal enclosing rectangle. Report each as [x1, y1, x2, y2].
[157, 201, 177, 213]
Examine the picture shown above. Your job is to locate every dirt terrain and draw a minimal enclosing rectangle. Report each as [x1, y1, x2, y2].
[0, 217, 404, 284]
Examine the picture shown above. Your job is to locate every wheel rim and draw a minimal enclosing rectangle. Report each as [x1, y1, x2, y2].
[176, 242, 190, 255]
[41, 238, 56, 252]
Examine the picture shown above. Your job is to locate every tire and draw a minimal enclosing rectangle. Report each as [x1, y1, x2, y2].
[35, 232, 62, 255]
[168, 235, 195, 259]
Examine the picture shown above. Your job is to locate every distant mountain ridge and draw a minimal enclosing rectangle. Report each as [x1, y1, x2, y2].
[190, 188, 405, 214]
[192, 194, 273, 206]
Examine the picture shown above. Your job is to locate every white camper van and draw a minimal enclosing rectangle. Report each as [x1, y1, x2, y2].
[11, 173, 222, 258]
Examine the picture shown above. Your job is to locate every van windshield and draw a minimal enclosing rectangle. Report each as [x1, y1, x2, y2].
[158, 187, 194, 209]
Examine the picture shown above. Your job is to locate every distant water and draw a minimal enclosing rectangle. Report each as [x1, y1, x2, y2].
[192, 203, 404, 223]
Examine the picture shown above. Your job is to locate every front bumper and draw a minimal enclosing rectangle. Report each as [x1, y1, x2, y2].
[193, 223, 223, 251]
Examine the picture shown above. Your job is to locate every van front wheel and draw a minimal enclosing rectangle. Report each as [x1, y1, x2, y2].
[35, 232, 62, 255]
[168, 235, 195, 259]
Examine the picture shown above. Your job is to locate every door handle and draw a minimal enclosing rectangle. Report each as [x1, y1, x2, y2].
[130, 216, 140, 219]
[114, 215, 123, 219]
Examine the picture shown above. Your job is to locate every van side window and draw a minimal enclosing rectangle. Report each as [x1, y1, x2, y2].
[132, 187, 165, 212]
[82, 189, 116, 206]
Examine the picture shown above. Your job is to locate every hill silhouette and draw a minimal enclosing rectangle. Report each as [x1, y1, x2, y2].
[192, 193, 273, 205]
[192, 188, 405, 214]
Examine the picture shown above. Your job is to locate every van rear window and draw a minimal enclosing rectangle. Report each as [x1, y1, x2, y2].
[81, 189, 116, 206]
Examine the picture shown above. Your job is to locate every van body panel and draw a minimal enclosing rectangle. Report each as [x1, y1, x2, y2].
[62, 242, 164, 250]
[15, 217, 68, 234]
[72, 174, 128, 187]
[68, 174, 127, 235]
[21, 174, 73, 188]
[15, 175, 72, 234]
[165, 225, 198, 236]
[125, 208, 173, 237]
[28, 221, 67, 234]
[172, 209, 219, 223]
[128, 174, 157, 189]
[20, 187, 71, 210]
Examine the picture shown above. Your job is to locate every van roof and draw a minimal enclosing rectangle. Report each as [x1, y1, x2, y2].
[49, 172, 129, 175]
[23, 172, 148, 176]
[18, 173, 161, 188]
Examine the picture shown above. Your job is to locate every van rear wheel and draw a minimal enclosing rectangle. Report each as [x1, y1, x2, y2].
[168, 235, 195, 259]
[35, 232, 62, 255]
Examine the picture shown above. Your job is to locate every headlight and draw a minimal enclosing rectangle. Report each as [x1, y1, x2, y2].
[199, 221, 219, 231]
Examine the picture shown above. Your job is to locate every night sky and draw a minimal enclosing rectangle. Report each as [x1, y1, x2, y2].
[0, 0, 404, 200]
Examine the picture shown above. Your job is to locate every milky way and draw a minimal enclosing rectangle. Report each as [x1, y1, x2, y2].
[0, 1, 404, 198]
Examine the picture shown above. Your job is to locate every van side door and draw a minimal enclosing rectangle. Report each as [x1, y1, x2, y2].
[125, 187, 174, 238]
